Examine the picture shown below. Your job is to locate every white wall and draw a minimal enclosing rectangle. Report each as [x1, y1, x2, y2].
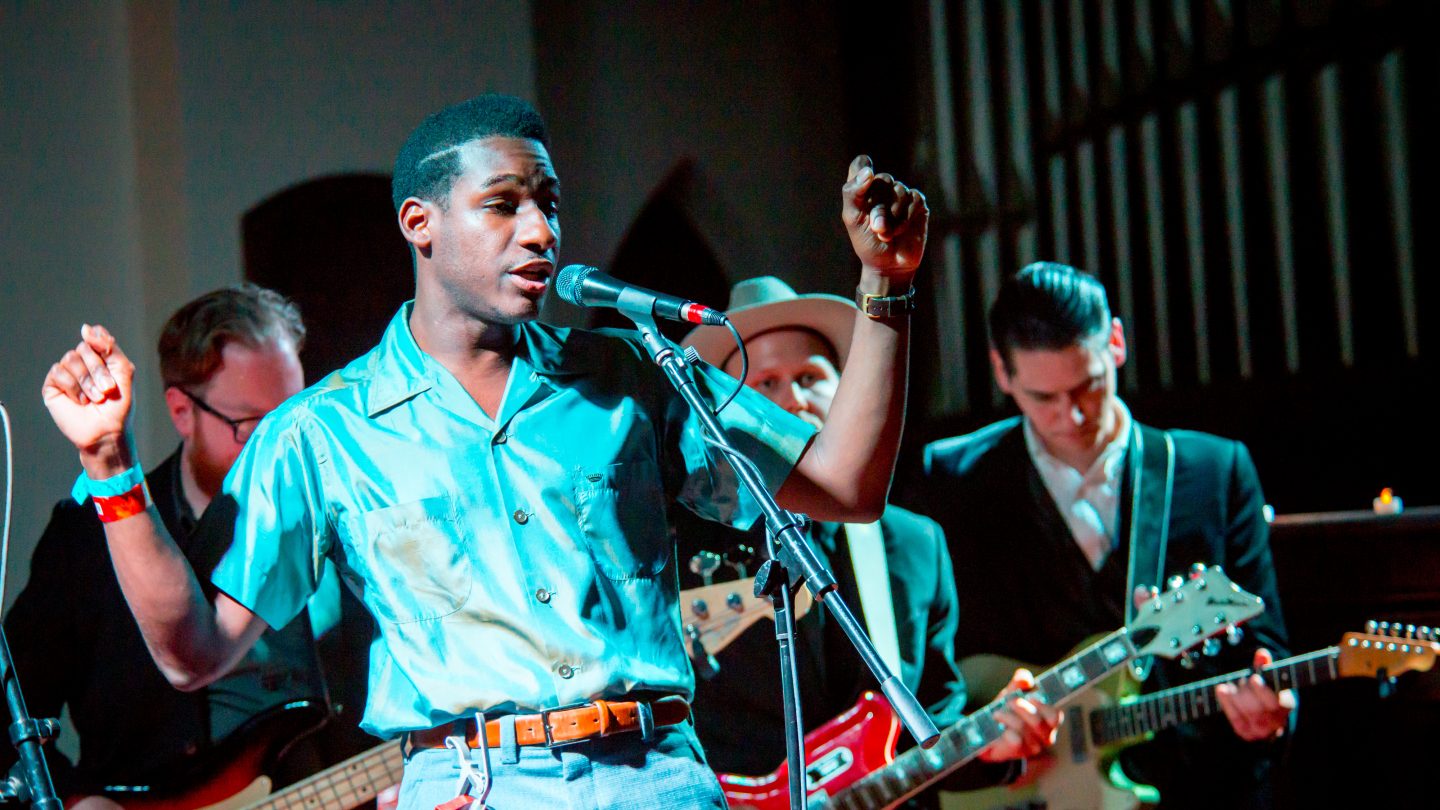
[1, 0, 536, 611]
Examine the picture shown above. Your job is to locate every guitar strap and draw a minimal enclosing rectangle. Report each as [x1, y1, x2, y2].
[845, 520, 903, 678]
[1123, 423, 1175, 682]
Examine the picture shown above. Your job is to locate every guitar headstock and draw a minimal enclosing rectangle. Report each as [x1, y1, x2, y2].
[1335, 622, 1440, 679]
[1125, 564, 1265, 659]
[678, 577, 814, 662]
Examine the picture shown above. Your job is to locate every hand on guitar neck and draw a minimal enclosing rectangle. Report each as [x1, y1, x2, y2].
[1131, 585, 1294, 742]
[1215, 648, 1296, 740]
[974, 668, 1062, 763]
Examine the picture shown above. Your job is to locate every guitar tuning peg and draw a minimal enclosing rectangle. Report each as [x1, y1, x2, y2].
[1202, 637, 1222, 657]
[1225, 624, 1244, 646]
[1421, 626, 1434, 641]
[685, 625, 720, 680]
[1405, 624, 1417, 639]
[1366, 619, 1379, 633]
[1179, 652, 1197, 670]
[1378, 621, 1393, 636]
[689, 552, 723, 585]
[1166, 574, 1185, 592]
[723, 547, 752, 579]
[1188, 562, 1207, 580]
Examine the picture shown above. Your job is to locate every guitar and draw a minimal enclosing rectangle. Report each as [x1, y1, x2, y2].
[84, 700, 329, 809]
[948, 622, 1440, 810]
[679, 577, 813, 663]
[87, 699, 404, 810]
[717, 565, 1266, 810]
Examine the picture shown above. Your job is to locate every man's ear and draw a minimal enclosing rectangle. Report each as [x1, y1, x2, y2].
[989, 348, 1013, 395]
[1109, 317, 1127, 370]
[398, 198, 433, 252]
[164, 386, 194, 439]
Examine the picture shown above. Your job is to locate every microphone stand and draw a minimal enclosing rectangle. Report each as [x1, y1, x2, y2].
[624, 308, 939, 810]
[0, 629, 62, 808]
[0, 401, 62, 808]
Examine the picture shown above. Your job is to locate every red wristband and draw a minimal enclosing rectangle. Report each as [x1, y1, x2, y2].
[92, 481, 152, 523]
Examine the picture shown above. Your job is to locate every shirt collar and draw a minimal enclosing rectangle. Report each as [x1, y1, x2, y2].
[1022, 399, 1133, 485]
[366, 303, 592, 417]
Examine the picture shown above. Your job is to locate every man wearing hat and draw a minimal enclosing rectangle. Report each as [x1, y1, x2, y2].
[679, 278, 1055, 804]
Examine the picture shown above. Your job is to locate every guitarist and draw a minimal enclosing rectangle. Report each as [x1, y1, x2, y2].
[680, 278, 1059, 805]
[3, 286, 330, 806]
[911, 262, 1294, 808]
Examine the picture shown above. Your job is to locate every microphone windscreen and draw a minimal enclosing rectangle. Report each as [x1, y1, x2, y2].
[554, 264, 596, 306]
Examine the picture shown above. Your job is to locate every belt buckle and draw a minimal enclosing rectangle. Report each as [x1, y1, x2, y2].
[539, 699, 597, 748]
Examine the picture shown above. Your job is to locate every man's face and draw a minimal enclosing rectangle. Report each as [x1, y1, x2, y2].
[724, 328, 840, 430]
[175, 339, 304, 497]
[991, 318, 1127, 466]
[412, 136, 561, 324]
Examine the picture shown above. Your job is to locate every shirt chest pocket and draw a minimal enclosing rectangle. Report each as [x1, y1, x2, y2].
[359, 496, 475, 624]
[574, 459, 672, 580]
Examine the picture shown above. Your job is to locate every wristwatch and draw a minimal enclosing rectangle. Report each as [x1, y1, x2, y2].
[856, 285, 917, 319]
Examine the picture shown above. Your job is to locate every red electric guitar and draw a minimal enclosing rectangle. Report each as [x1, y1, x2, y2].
[717, 565, 1266, 810]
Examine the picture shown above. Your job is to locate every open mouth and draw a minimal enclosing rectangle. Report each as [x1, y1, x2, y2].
[509, 262, 553, 295]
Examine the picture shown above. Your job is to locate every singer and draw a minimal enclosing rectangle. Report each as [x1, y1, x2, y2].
[40, 94, 929, 810]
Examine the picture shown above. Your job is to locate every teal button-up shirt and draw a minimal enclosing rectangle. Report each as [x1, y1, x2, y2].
[209, 304, 814, 736]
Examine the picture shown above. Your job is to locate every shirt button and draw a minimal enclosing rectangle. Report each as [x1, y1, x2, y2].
[557, 663, 574, 679]
[535, 588, 551, 604]
[494, 431, 508, 445]
[513, 509, 529, 525]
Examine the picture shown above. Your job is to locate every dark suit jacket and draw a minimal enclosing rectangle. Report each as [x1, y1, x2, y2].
[916, 416, 1289, 809]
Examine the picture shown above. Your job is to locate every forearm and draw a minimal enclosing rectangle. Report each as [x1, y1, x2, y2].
[780, 271, 911, 521]
[82, 441, 248, 690]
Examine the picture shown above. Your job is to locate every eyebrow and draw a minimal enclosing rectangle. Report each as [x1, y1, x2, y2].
[479, 173, 560, 192]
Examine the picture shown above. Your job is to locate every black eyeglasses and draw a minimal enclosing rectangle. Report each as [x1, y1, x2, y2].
[179, 389, 264, 444]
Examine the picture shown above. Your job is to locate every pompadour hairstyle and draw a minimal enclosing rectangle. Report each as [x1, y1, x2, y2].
[987, 261, 1112, 371]
[391, 94, 549, 212]
[158, 283, 305, 390]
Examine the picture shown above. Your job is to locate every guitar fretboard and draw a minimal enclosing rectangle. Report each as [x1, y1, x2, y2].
[824, 629, 1140, 810]
[1090, 647, 1339, 746]
[255, 740, 404, 810]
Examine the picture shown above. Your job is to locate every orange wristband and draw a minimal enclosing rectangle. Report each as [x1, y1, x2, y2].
[92, 481, 152, 523]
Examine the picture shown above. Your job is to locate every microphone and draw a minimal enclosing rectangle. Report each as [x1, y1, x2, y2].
[555, 264, 728, 326]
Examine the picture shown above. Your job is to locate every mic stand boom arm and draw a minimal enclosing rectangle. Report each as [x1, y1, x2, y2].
[626, 310, 940, 810]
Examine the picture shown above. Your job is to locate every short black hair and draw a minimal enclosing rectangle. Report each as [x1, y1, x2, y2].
[988, 261, 1111, 372]
[391, 94, 549, 212]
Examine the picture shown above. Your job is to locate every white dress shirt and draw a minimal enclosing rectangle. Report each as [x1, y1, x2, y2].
[1023, 403, 1132, 570]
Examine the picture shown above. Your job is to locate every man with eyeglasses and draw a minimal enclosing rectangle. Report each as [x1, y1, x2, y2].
[3, 284, 329, 808]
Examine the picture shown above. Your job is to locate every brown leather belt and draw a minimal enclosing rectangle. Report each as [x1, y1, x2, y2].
[409, 696, 690, 749]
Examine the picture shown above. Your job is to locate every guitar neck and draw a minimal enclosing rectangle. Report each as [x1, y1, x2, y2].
[1090, 646, 1339, 747]
[253, 740, 404, 810]
[827, 629, 1142, 810]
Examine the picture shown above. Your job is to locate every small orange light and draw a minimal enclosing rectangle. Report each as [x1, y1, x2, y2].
[1380, 488, 1394, 504]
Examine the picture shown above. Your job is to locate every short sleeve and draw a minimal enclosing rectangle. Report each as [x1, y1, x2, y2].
[208, 408, 330, 631]
[669, 359, 816, 529]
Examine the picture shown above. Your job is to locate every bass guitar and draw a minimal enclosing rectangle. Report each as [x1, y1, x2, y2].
[86, 699, 404, 810]
[949, 621, 1439, 810]
[717, 565, 1266, 810]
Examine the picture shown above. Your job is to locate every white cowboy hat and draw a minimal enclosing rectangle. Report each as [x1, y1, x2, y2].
[681, 276, 857, 371]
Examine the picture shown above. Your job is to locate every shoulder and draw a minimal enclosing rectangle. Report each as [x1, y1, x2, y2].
[922, 417, 1023, 478]
[879, 504, 944, 544]
[1162, 427, 1254, 473]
